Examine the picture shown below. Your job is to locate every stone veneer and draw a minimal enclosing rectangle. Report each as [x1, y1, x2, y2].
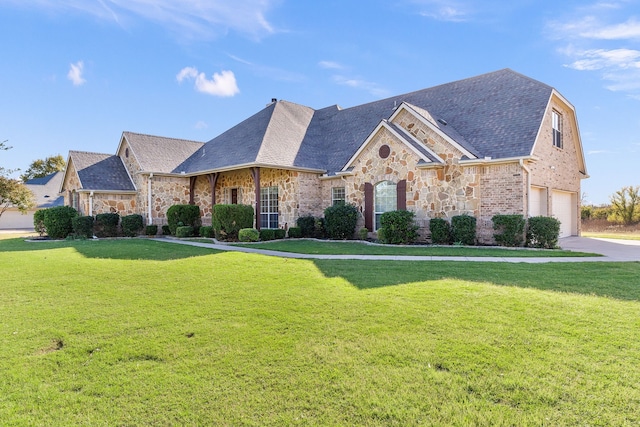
[60, 96, 583, 242]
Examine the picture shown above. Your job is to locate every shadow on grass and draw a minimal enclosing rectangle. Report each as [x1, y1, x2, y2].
[313, 259, 640, 302]
[0, 238, 219, 261]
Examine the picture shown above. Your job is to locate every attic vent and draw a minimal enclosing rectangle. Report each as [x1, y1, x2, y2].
[271, 98, 277, 103]
[437, 118, 448, 126]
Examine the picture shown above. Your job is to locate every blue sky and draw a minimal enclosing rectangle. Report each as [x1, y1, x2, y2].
[1, 0, 639, 205]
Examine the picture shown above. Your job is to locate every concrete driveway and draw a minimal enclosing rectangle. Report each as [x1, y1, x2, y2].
[560, 236, 640, 262]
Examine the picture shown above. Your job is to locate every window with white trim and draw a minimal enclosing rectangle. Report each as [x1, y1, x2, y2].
[332, 187, 345, 205]
[260, 186, 279, 229]
[374, 181, 397, 230]
[552, 110, 563, 149]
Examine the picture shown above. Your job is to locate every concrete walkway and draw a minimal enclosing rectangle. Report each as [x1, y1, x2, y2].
[153, 236, 640, 263]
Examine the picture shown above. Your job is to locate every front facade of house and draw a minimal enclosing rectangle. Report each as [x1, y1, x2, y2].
[60, 69, 588, 242]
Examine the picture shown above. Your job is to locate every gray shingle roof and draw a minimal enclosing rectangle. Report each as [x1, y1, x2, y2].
[171, 69, 555, 176]
[25, 172, 64, 208]
[177, 101, 315, 173]
[69, 151, 136, 191]
[123, 132, 204, 173]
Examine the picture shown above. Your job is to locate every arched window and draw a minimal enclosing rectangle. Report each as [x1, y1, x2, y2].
[374, 181, 397, 230]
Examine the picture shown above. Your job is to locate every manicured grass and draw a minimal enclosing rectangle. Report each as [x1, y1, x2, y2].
[582, 232, 640, 241]
[1, 238, 639, 425]
[229, 238, 597, 257]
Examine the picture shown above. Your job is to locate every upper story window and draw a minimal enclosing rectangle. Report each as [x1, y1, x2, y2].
[332, 187, 345, 205]
[552, 110, 563, 149]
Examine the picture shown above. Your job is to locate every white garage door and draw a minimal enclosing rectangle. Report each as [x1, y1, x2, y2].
[551, 191, 577, 238]
[530, 187, 547, 217]
[0, 209, 35, 230]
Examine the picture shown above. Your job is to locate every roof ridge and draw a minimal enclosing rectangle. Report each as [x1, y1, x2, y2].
[123, 131, 204, 144]
[69, 150, 114, 156]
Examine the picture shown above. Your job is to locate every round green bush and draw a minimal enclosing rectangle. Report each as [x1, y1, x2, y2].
[259, 229, 275, 241]
[43, 206, 78, 239]
[121, 214, 144, 237]
[378, 210, 419, 244]
[429, 218, 451, 245]
[145, 225, 158, 236]
[239, 228, 260, 242]
[175, 226, 195, 238]
[167, 204, 201, 236]
[287, 226, 302, 238]
[451, 214, 476, 246]
[324, 203, 358, 239]
[72, 215, 94, 239]
[33, 209, 46, 236]
[274, 229, 286, 239]
[95, 213, 120, 237]
[199, 226, 214, 238]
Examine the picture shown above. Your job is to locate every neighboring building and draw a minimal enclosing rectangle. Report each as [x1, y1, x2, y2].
[60, 69, 588, 242]
[0, 172, 64, 230]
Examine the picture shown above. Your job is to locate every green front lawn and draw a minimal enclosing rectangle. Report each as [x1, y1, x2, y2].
[1, 238, 639, 425]
[230, 238, 597, 257]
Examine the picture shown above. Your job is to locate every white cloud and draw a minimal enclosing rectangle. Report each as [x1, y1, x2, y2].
[67, 60, 86, 86]
[318, 61, 344, 70]
[8, 0, 280, 40]
[177, 67, 239, 97]
[194, 121, 208, 130]
[409, 0, 471, 22]
[332, 75, 389, 98]
[551, 3, 640, 99]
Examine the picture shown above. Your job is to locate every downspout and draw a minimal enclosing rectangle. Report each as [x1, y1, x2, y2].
[148, 173, 153, 225]
[519, 159, 531, 217]
[89, 191, 94, 216]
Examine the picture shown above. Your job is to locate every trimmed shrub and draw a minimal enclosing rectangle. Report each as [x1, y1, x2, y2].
[324, 203, 358, 240]
[167, 204, 201, 236]
[145, 225, 158, 236]
[287, 226, 302, 238]
[33, 209, 46, 236]
[259, 228, 275, 241]
[527, 216, 561, 249]
[492, 214, 526, 247]
[358, 227, 369, 241]
[199, 226, 214, 238]
[239, 228, 260, 242]
[175, 226, 194, 238]
[211, 204, 254, 241]
[297, 215, 317, 238]
[43, 206, 78, 239]
[378, 210, 419, 244]
[274, 229, 286, 239]
[72, 215, 94, 239]
[429, 218, 451, 245]
[162, 225, 171, 236]
[451, 214, 476, 246]
[95, 213, 120, 238]
[121, 214, 144, 237]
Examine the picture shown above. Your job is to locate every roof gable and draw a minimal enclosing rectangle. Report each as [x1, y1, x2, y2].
[68, 151, 136, 191]
[25, 172, 64, 208]
[119, 132, 204, 173]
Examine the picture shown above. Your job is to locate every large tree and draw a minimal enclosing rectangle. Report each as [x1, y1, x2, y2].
[0, 176, 36, 220]
[20, 154, 66, 181]
[609, 185, 640, 225]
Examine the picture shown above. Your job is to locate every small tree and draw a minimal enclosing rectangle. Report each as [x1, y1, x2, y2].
[20, 155, 66, 182]
[609, 185, 640, 225]
[0, 176, 35, 221]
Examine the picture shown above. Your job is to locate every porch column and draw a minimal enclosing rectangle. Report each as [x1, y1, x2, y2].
[207, 173, 219, 208]
[251, 167, 261, 230]
[189, 176, 197, 205]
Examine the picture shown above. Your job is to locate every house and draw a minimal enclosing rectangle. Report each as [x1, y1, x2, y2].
[60, 69, 588, 243]
[0, 172, 64, 230]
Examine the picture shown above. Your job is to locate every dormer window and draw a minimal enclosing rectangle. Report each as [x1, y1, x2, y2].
[552, 110, 563, 149]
